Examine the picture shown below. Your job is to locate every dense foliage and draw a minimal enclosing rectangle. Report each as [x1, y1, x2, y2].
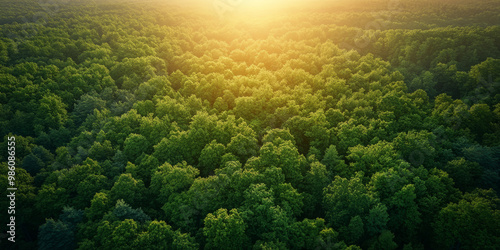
[1, 0, 499, 249]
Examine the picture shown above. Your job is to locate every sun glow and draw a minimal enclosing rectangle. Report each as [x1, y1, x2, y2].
[173, 0, 328, 20]
[212, 0, 306, 18]
[242, 0, 287, 10]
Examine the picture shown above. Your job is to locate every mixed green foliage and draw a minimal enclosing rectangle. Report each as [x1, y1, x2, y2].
[1, 0, 499, 249]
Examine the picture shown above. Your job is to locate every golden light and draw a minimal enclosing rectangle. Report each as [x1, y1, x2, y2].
[241, 0, 288, 10]
[212, 0, 304, 18]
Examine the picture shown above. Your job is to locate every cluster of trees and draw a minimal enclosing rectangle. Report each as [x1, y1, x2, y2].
[1, 0, 499, 249]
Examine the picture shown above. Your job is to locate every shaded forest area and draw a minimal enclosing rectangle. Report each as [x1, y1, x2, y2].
[0, 0, 499, 249]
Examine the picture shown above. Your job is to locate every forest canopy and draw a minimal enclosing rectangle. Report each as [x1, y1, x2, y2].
[1, 0, 499, 249]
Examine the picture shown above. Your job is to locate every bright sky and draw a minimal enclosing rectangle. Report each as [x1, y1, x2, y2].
[168, 0, 328, 18]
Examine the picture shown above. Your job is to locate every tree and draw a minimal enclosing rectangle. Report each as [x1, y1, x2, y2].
[59, 207, 84, 232]
[155, 96, 191, 127]
[127, 154, 160, 186]
[85, 192, 112, 221]
[150, 161, 199, 205]
[433, 189, 500, 249]
[106, 199, 151, 223]
[273, 183, 303, 217]
[323, 173, 387, 243]
[38, 219, 75, 250]
[153, 131, 192, 165]
[386, 184, 421, 242]
[198, 140, 226, 176]
[368, 230, 398, 250]
[203, 208, 250, 250]
[50, 146, 73, 170]
[134, 220, 198, 249]
[88, 140, 115, 161]
[345, 215, 364, 245]
[35, 183, 69, 219]
[443, 158, 482, 191]
[289, 218, 343, 250]
[392, 130, 436, 168]
[21, 153, 45, 175]
[72, 94, 107, 125]
[0, 39, 8, 64]
[76, 174, 109, 208]
[335, 120, 369, 156]
[110, 173, 146, 207]
[241, 183, 291, 244]
[321, 145, 350, 178]
[467, 104, 494, 141]
[276, 141, 307, 185]
[49, 158, 104, 203]
[255, 140, 307, 186]
[302, 161, 330, 217]
[365, 204, 389, 237]
[227, 133, 258, 163]
[347, 141, 401, 177]
[123, 134, 150, 163]
[262, 128, 296, 145]
[96, 219, 139, 250]
[35, 94, 68, 133]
